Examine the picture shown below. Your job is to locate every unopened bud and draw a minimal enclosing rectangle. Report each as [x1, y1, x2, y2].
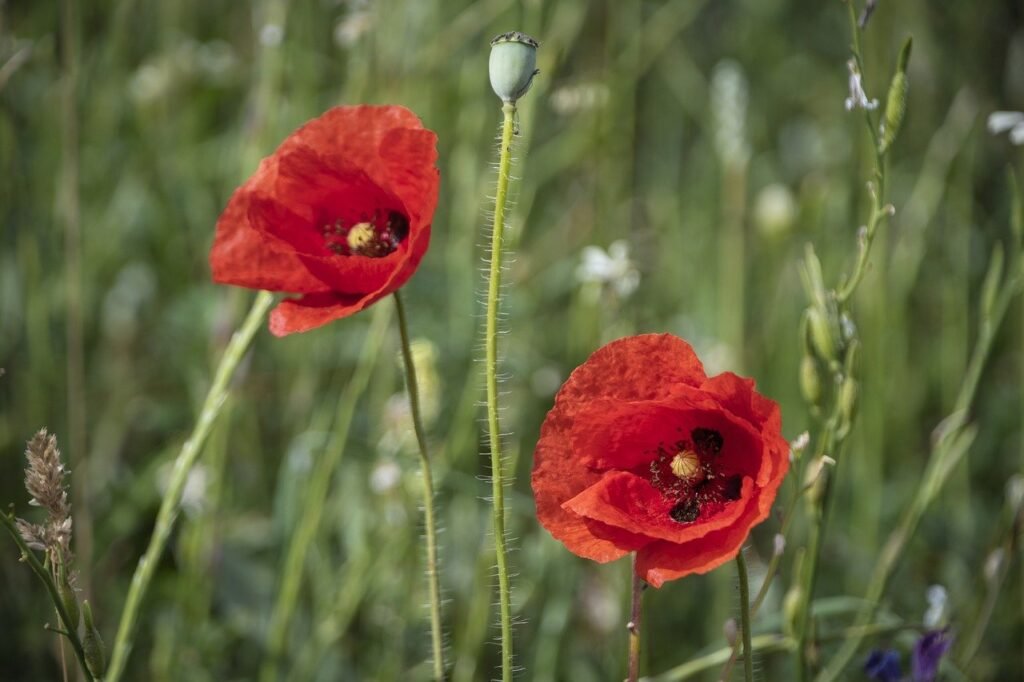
[82, 600, 106, 677]
[489, 31, 539, 104]
[783, 585, 804, 639]
[773, 533, 786, 557]
[878, 37, 912, 155]
[804, 455, 835, 505]
[58, 563, 79, 631]
[800, 355, 822, 406]
[723, 617, 738, 646]
[807, 307, 839, 364]
[837, 377, 859, 439]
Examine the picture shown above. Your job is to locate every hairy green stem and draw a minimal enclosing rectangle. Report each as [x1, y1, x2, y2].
[1, 512, 94, 681]
[627, 555, 643, 682]
[260, 303, 390, 682]
[394, 290, 445, 680]
[735, 552, 754, 682]
[486, 100, 517, 681]
[106, 290, 273, 682]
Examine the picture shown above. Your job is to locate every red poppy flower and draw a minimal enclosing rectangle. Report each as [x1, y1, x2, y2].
[532, 334, 789, 587]
[210, 105, 439, 336]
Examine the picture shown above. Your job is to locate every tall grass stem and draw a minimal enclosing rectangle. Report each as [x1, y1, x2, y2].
[106, 290, 273, 682]
[1, 512, 94, 681]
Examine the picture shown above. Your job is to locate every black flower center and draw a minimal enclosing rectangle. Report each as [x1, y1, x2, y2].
[645, 427, 741, 525]
[320, 210, 409, 258]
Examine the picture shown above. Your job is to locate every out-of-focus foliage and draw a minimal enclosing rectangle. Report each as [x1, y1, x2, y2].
[1, 0, 1022, 679]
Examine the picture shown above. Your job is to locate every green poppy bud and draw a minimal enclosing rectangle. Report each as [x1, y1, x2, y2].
[489, 31, 539, 104]
[82, 600, 106, 677]
[878, 37, 912, 155]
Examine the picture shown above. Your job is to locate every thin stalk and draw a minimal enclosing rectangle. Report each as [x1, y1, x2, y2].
[627, 554, 644, 682]
[735, 552, 754, 682]
[649, 621, 921, 682]
[795, 6, 890, 677]
[719, 481, 806, 681]
[59, 0, 92, 590]
[106, 290, 273, 682]
[486, 100, 517, 681]
[1, 512, 93, 682]
[394, 290, 445, 680]
[815, 268, 1022, 682]
[260, 303, 390, 682]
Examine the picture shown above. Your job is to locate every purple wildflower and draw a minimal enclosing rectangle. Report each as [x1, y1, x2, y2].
[912, 629, 953, 682]
[865, 649, 902, 682]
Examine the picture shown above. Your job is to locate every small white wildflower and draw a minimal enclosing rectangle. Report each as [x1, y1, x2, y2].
[754, 183, 797, 239]
[844, 59, 878, 112]
[773, 533, 786, 557]
[370, 460, 403, 494]
[550, 82, 610, 116]
[790, 431, 811, 453]
[576, 240, 640, 299]
[334, 10, 373, 48]
[988, 111, 1024, 145]
[923, 584, 947, 629]
[722, 617, 738, 646]
[710, 60, 750, 165]
[259, 23, 284, 48]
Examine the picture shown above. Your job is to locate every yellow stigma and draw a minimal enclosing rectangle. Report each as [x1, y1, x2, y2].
[670, 450, 702, 481]
[346, 222, 375, 251]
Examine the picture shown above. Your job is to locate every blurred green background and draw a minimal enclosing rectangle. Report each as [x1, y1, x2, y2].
[2, 0, 1023, 679]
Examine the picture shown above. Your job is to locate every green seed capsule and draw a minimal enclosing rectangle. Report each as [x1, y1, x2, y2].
[807, 307, 839, 364]
[82, 601, 106, 677]
[58, 564, 79, 631]
[800, 355, 822, 406]
[878, 37, 912, 155]
[837, 378, 859, 439]
[489, 31, 539, 104]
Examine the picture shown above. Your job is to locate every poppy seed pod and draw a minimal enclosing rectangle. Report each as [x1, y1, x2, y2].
[489, 31, 539, 104]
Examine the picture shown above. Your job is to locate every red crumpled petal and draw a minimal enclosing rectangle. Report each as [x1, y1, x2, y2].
[532, 334, 791, 588]
[563, 470, 755, 546]
[210, 105, 439, 336]
[569, 394, 764, 477]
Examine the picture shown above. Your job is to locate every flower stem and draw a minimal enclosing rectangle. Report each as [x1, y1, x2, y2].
[486, 100, 517, 681]
[1, 512, 93, 682]
[627, 555, 644, 682]
[735, 551, 754, 682]
[393, 290, 445, 680]
[795, 6, 889, 678]
[106, 290, 273, 682]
